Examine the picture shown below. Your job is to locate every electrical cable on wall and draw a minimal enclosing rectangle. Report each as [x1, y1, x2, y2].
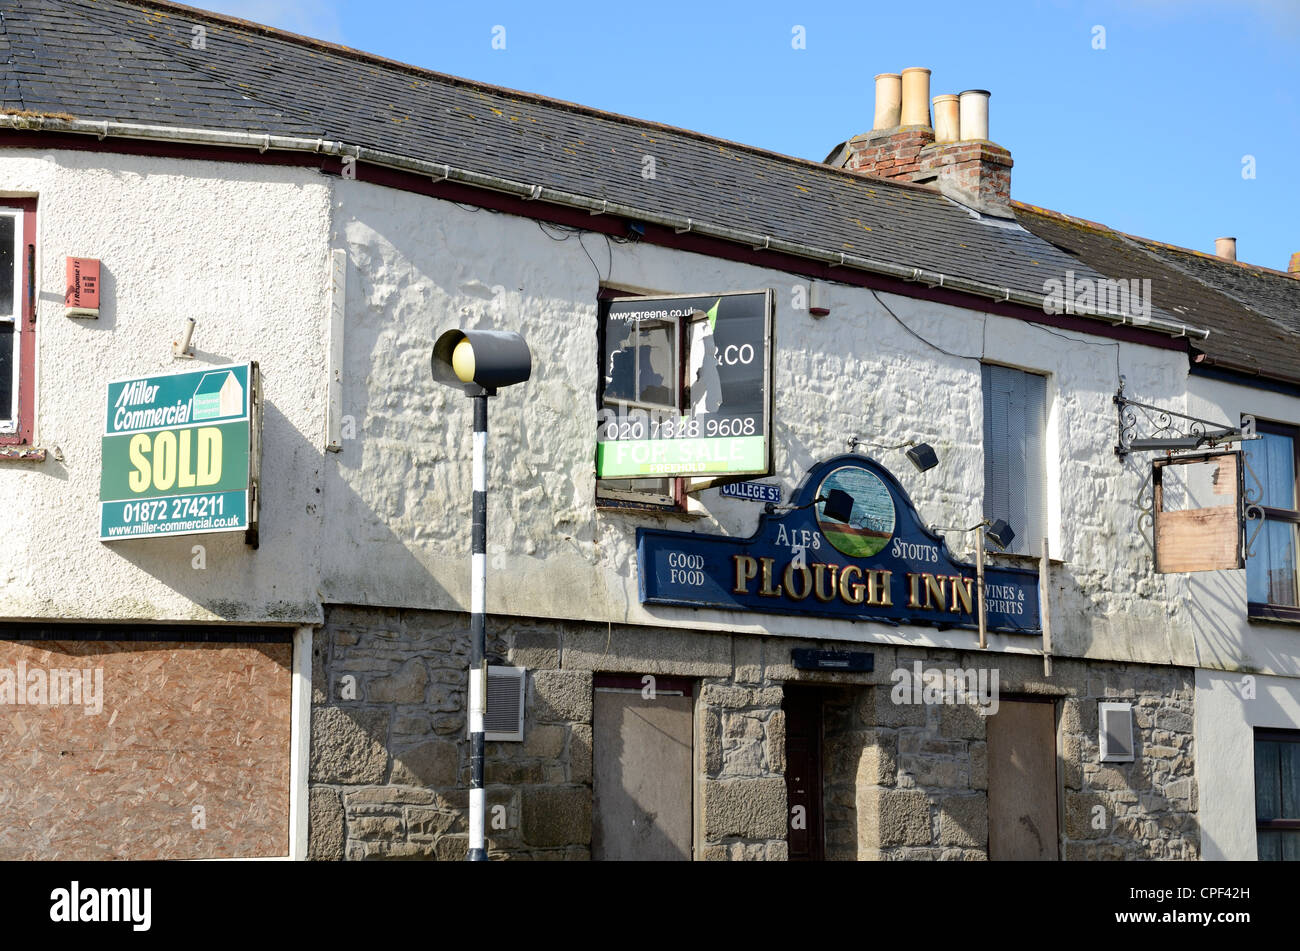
[872, 286, 1124, 385]
[869, 288, 984, 361]
[535, 219, 613, 284]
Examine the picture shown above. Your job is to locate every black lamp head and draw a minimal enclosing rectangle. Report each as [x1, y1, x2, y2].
[905, 442, 939, 473]
[821, 489, 855, 523]
[985, 518, 1015, 550]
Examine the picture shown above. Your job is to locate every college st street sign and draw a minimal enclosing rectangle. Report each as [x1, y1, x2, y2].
[637, 455, 1041, 635]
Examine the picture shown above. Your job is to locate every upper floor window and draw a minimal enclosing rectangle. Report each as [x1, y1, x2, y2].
[596, 290, 685, 510]
[1255, 728, 1300, 860]
[1243, 419, 1300, 619]
[0, 199, 35, 445]
[594, 288, 773, 512]
[981, 363, 1048, 557]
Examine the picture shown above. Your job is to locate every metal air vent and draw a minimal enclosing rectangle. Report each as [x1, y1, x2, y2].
[1098, 701, 1135, 763]
[484, 665, 526, 742]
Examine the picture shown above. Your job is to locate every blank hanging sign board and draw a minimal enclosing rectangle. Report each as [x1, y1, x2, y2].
[1153, 450, 1243, 573]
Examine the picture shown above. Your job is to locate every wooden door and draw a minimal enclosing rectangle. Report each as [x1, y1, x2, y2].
[987, 699, 1060, 860]
[592, 676, 694, 860]
[783, 688, 824, 861]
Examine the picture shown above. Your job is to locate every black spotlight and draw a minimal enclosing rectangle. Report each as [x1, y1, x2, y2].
[821, 489, 855, 523]
[905, 442, 939, 473]
[985, 518, 1015, 550]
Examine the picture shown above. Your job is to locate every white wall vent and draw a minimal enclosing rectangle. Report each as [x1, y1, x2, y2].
[484, 665, 526, 742]
[1098, 702, 1135, 763]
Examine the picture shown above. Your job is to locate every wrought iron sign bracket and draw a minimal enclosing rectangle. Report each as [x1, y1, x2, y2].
[1114, 376, 1253, 457]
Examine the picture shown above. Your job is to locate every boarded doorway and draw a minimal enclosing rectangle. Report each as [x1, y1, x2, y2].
[783, 687, 825, 861]
[0, 633, 292, 860]
[987, 698, 1060, 860]
[592, 674, 694, 860]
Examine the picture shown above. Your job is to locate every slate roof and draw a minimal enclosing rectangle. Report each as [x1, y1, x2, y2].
[1016, 204, 1300, 386]
[0, 0, 1143, 306]
[1127, 239, 1300, 339]
[5, 0, 1296, 377]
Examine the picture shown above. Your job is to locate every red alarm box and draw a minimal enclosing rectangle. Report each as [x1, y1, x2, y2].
[65, 256, 101, 317]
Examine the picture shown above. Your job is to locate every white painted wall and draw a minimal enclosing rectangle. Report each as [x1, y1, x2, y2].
[1196, 668, 1300, 859]
[0, 147, 1245, 674]
[321, 177, 1195, 664]
[0, 148, 332, 624]
[1184, 375, 1300, 858]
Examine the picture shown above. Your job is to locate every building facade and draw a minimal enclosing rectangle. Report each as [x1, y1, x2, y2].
[1, 0, 1296, 861]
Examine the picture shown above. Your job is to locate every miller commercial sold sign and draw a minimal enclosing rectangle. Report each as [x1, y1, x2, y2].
[100, 363, 258, 541]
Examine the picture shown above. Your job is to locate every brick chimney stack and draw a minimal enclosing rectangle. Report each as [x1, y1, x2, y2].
[839, 70, 1015, 218]
[843, 69, 936, 181]
[1288, 251, 1299, 276]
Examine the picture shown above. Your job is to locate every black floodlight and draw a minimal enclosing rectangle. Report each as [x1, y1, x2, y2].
[905, 442, 939, 473]
[985, 518, 1015, 551]
[432, 329, 532, 394]
[822, 489, 855, 523]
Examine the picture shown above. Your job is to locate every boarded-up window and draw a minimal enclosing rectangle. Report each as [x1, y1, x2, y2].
[0, 637, 291, 860]
[592, 676, 693, 860]
[1153, 451, 1243, 573]
[982, 364, 1048, 557]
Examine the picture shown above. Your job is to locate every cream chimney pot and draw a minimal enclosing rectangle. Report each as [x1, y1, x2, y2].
[933, 94, 960, 143]
[958, 89, 990, 141]
[900, 67, 932, 128]
[873, 73, 902, 130]
[1215, 237, 1237, 261]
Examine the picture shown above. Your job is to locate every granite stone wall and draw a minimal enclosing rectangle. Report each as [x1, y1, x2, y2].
[309, 606, 1198, 861]
[820, 648, 1198, 860]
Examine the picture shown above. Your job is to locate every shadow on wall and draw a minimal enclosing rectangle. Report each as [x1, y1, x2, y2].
[307, 611, 597, 861]
[320, 188, 605, 613]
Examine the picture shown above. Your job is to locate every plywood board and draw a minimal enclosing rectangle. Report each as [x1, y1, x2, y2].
[1154, 453, 1242, 573]
[0, 640, 291, 860]
[592, 689, 693, 860]
[987, 699, 1059, 861]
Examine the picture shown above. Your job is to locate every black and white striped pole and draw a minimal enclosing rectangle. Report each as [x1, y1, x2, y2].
[432, 328, 532, 862]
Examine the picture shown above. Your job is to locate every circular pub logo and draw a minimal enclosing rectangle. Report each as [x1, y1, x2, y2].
[815, 465, 896, 558]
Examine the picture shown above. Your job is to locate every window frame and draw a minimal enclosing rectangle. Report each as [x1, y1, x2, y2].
[980, 361, 1049, 558]
[0, 198, 36, 446]
[600, 313, 681, 416]
[1243, 418, 1300, 622]
[1255, 728, 1300, 861]
[595, 287, 688, 512]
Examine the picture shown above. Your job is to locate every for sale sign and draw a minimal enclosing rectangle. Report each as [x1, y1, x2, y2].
[100, 363, 260, 541]
[596, 290, 773, 481]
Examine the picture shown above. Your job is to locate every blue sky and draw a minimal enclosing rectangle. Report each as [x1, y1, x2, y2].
[209, 0, 1299, 270]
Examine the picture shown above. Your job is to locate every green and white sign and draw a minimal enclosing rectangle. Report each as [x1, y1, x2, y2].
[100, 363, 259, 541]
[597, 289, 774, 481]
